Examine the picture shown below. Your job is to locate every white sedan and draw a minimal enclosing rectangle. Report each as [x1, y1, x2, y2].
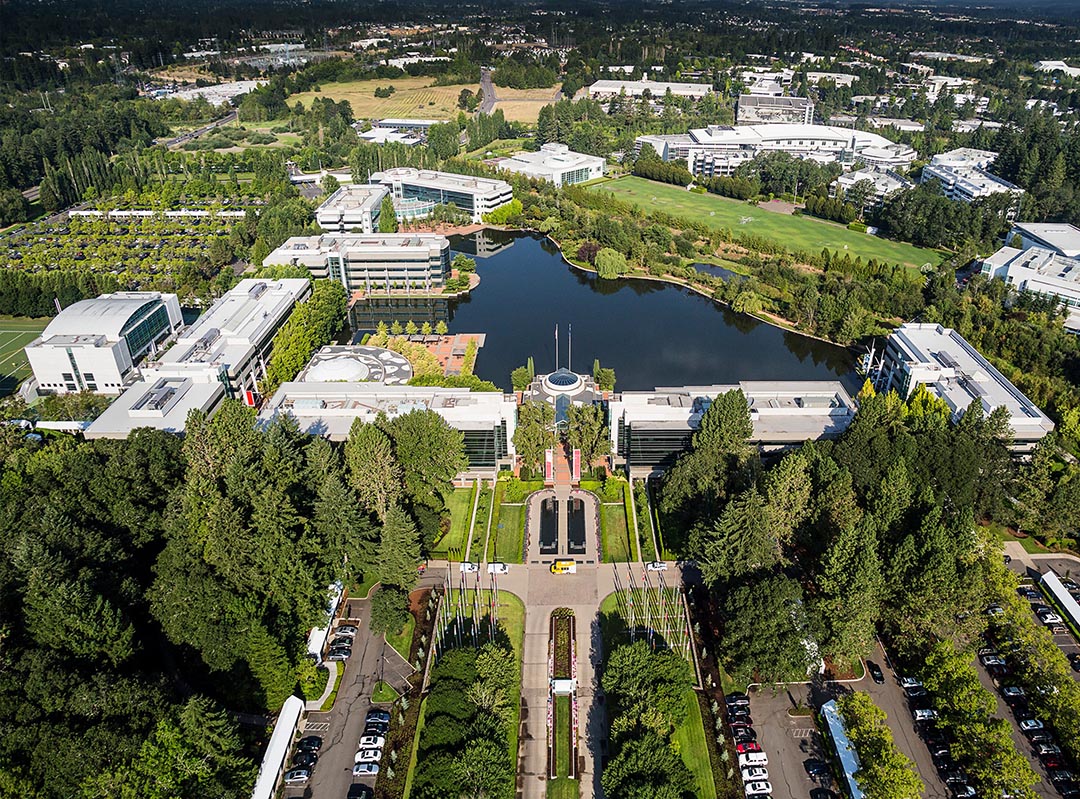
[359, 735, 385, 749]
[355, 748, 383, 764]
[745, 781, 772, 795]
[353, 763, 379, 776]
[742, 767, 769, 782]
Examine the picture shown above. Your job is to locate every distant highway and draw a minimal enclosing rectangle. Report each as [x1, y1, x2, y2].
[157, 110, 239, 148]
[480, 67, 497, 114]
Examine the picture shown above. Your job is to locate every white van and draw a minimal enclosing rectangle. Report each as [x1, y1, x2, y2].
[738, 752, 768, 769]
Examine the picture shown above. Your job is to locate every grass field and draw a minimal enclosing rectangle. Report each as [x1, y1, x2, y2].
[386, 612, 416, 660]
[0, 316, 48, 396]
[673, 689, 718, 799]
[493, 84, 561, 124]
[488, 501, 527, 563]
[291, 76, 478, 120]
[600, 502, 636, 563]
[432, 485, 476, 560]
[547, 778, 580, 799]
[371, 680, 399, 703]
[470, 482, 494, 560]
[592, 176, 946, 269]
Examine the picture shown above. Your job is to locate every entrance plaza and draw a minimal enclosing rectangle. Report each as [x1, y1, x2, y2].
[524, 487, 600, 563]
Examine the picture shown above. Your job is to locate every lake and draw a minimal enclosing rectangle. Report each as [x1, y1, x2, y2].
[349, 231, 854, 391]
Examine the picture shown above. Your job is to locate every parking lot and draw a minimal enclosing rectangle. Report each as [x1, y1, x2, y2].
[746, 687, 832, 799]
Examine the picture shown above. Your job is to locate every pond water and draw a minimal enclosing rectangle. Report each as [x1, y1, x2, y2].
[349, 231, 854, 391]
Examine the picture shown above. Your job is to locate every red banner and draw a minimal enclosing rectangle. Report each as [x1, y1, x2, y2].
[545, 448, 554, 483]
[572, 448, 581, 482]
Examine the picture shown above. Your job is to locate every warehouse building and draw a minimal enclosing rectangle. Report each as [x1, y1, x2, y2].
[25, 292, 183, 395]
[495, 143, 604, 187]
[264, 233, 451, 293]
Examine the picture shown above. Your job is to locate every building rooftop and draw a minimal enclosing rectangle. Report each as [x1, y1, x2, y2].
[298, 345, 413, 385]
[317, 184, 388, 216]
[372, 118, 441, 128]
[587, 78, 713, 97]
[889, 324, 1054, 437]
[41, 292, 173, 341]
[371, 167, 511, 195]
[357, 128, 421, 146]
[84, 378, 225, 438]
[929, 147, 998, 170]
[269, 233, 448, 261]
[498, 143, 603, 178]
[1010, 223, 1080, 258]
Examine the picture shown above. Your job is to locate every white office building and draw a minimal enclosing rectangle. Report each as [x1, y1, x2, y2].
[370, 168, 514, 223]
[258, 382, 518, 475]
[875, 323, 1054, 449]
[636, 123, 916, 177]
[981, 246, 1080, 332]
[609, 381, 857, 474]
[495, 143, 604, 187]
[25, 292, 183, 395]
[356, 128, 421, 147]
[920, 148, 1023, 206]
[586, 79, 713, 101]
[832, 168, 912, 207]
[1007, 222, 1080, 258]
[1035, 60, 1080, 79]
[807, 72, 858, 88]
[737, 95, 815, 125]
[85, 279, 311, 439]
[868, 117, 925, 133]
[265, 233, 451, 293]
[315, 184, 390, 233]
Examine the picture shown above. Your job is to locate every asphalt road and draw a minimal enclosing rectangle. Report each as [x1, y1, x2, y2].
[158, 110, 238, 148]
[748, 687, 832, 799]
[480, 68, 496, 114]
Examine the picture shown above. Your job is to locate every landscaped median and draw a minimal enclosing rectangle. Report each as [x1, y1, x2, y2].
[580, 476, 638, 562]
[488, 476, 543, 563]
[548, 608, 579, 798]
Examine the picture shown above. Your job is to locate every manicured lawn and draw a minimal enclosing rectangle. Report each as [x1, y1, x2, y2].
[372, 680, 399, 703]
[591, 176, 946, 269]
[987, 521, 1049, 554]
[547, 778, 580, 799]
[432, 484, 476, 560]
[0, 316, 49, 396]
[488, 501, 527, 563]
[386, 613, 416, 660]
[672, 689, 718, 799]
[467, 137, 530, 159]
[469, 482, 494, 561]
[600, 502, 636, 563]
[403, 695, 426, 799]
[555, 694, 571, 776]
[291, 75, 477, 120]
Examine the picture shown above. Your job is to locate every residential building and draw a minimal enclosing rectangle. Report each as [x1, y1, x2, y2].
[495, 143, 604, 187]
[875, 323, 1054, 449]
[832, 168, 912, 207]
[636, 123, 916, 177]
[264, 233, 451, 293]
[258, 382, 518, 474]
[920, 148, 1022, 206]
[737, 95, 814, 125]
[370, 168, 514, 223]
[585, 78, 713, 101]
[1007, 222, 1080, 258]
[315, 184, 390, 233]
[26, 292, 183, 395]
[608, 381, 857, 473]
[980, 246, 1080, 331]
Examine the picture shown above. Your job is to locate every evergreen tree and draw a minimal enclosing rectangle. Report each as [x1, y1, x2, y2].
[378, 504, 421, 589]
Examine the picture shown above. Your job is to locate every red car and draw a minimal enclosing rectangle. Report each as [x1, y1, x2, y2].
[1043, 756, 1064, 770]
[736, 742, 762, 754]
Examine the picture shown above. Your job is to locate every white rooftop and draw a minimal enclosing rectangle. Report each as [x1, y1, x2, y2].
[929, 147, 998, 170]
[84, 377, 225, 439]
[498, 143, 603, 180]
[371, 167, 511, 196]
[41, 292, 173, 341]
[1010, 223, 1080, 258]
[587, 78, 713, 97]
[317, 184, 388, 215]
[890, 324, 1054, 438]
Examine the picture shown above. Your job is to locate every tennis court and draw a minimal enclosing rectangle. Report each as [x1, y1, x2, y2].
[0, 316, 48, 396]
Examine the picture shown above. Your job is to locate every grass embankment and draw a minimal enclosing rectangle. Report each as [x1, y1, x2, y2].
[291, 75, 477, 120]
[469, 481, 494, 560]
[386, 613, 416, 660]
[633, 480, 661, 562]
[320, 667, 344, 711]
[673, 689, 718, 799]
[0, 316, 49, 395]
[592, 176, 946, 270]
[548, 690, 579, 798]
[431, 484, 476, 560]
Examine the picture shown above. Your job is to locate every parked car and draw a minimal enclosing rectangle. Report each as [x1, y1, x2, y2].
[487, 562, 510, 574]
[367, 710, 391, 724]
[293, 751, 317, 769]
[353, 763, 379, 776]
[742, 767, 769, 782]
[899, 677, 923, 690]
[364, 722, 389, 736]
[905, 685, 929, 699]
[728, 705, 752, 717]
[646, 561, 668, 571]
[951, 784, 976, 798]
[1001, 686, 1026, 703]
[733, 728, 758, 743]
[1013, 705, 1036, 722]
[735, 741, 761, 754]
[326, 648, 350, 661]
[329, 636, 354, 650]
[726, 693, 751, 707]
[335, 625, 359, 638]
[1042, 755, 1065, 770]
[1018, 587, 1042, 601]
[980, 654, 1006, 667]
[744, 781, 772, 795]
[460, 562, 479, 573]
[355, 749, 383, 764]
[347, 784, 375, 799]
[1049, 770, 1077, 785]
[730, 719, 754, 729]
[1019, 719, 1045, 732]
[1038, 612, 1063, 625]
[1028, 731, 1055, 744]
[1036, 743, 1062, 757]
[283, 769, 310, 785]
[297, 735, 323, 752]
[986, 604, 1005, 616]
[805, 760, 830, 780]
[867, 661, 885, 684]
[1070, 653, 1080, 673]
[739, 753, 769, 768]
[1061, 579, 1079, 591]
[359, 735, 385, 749]
[913, 709, 939, 722]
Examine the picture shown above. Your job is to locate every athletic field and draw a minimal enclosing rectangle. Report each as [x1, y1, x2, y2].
[591, 176, 946, 269]
[0, 316, 48, 396]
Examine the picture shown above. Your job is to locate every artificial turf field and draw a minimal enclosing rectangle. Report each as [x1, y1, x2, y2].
[591, 175, 946, 270]
[0, 316, 48, 396]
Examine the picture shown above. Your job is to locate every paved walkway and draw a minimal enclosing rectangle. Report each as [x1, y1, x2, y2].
[305, 661, 339, 712]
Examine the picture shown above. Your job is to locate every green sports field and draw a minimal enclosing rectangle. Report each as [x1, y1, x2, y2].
[0, 316, 48, 396]
[591, 176, 946, 269]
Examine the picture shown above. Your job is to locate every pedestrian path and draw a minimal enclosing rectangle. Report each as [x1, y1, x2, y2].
[305, 661, 339, 711]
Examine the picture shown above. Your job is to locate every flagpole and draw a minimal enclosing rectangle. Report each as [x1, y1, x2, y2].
[555, 324, 559, 371]
[568, 323, 572, 374]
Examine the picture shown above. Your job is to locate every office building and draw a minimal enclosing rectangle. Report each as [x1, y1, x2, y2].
[980, 246, 1080, 332]
[868, 117, 925, 133]
[875, 323, 1054, 448]
[737, 95, 814, 125]
[370, 168, 514, 223]
[258, 383, 518, 473]
[1007, 222, 1080, 258]
[264, 233, 451, 292]
[807, 72, 858, 88]
[315, 184, 390, 233]
[495, 143, 604, 187]
[636, 124, 916, 177]
[26, 292, 183, 395]
[356, 128, 421, 146]
[832, 168, 912, 208]
[1035, 60, 1080, 79]
[85, 279, 311, 439]
[371, 118, 441, 133]
[920, 148, 1023, 206]
[585, 79, 713, 101]
[608, 381, 857, 473]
